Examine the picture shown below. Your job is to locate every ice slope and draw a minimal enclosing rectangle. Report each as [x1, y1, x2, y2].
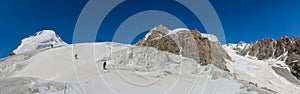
[10, 42, 262, 94]
[12, 30, 67, 55]
[223, 45, 300, 94]
[0, 47, 53, 77]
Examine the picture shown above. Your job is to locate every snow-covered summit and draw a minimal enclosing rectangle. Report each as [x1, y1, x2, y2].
[224, 41, 249, 53]
[11, 30, 67, 55]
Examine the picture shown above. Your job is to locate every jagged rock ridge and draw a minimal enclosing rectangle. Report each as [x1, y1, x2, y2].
[236, 36, 300, 79]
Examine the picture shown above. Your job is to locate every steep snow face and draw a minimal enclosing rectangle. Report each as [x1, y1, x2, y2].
[223, 45, 300, 94]
[12, 30, 67, 55]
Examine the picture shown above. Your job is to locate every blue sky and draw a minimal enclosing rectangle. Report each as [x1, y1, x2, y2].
[0, 0, 300, 58]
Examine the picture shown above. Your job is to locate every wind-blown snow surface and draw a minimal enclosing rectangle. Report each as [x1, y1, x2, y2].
[223, 45, 300, 94]
[1, 42, 266, 94]
[0, 77, 77, 94]
[12, 30, 67, 55]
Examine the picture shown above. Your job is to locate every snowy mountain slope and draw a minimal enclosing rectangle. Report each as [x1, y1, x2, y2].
[3, 42, 269, 94]
[1, 29, 299, 94]
[223, 45, 300, 94]
[11, 30, 67, 55]
[0, 47, 55, 78]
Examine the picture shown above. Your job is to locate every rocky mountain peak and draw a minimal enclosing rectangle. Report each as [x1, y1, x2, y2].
[154, 24, 171, 34]
[10, 30, 67, 55]
[136, 25, 231, 71]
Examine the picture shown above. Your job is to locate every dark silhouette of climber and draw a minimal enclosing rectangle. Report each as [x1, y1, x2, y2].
[75, 54, 78, 59]
[103, 61, 107, 70]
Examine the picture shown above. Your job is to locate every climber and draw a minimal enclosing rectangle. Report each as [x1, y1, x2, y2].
[75, 54, 78, 59]
[103, 61, 107, 70]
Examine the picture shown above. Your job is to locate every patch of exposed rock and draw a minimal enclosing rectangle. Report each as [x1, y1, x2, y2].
[135, 25, 231, 71]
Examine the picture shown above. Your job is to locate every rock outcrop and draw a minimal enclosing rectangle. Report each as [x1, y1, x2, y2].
[135, 25, 231, 71]
[238, 36, 300, 79]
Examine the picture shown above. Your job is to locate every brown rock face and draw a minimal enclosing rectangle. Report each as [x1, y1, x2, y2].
[239, 36, 300, 80]
[196, 36, 212, 65]
[135, 25, 231, 71]
[135, 26, 180, 54]
[152, 36, 180, 54]
[248, 38, 277, 60]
